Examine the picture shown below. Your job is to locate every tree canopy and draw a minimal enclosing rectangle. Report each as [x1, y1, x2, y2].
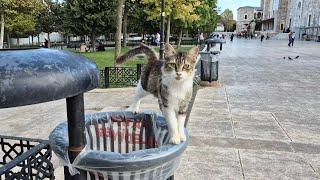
[0, 0, 44, 47]
[1, 0, 219, 49]
[220, 9, 236, 32]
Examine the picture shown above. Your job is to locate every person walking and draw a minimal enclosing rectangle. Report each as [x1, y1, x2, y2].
[155, 32, 160, 46]
[288, 32, 296, 47]
[230, 33, 234, 42]
[44, 38, 49, 48]
[291, 32, 296, 46]
[288, 32, 293, 47]
[199, 32, 204, 45]
[260, 34, 265, 42]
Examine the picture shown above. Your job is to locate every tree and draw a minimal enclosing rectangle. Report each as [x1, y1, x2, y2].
[194, 0, 219, 34]
[220, 9, 235, 32]
[114, 0, 124, 60]
[122, 0, 149, 48]
[6, 14, 35, 46]
[64, 0, 116, 52]
[0, 0, 43, 48]
[142, 0, 201, 44]
[36, 0, 64, 47]
[126, 1, 158, 38]
[0, 0, 7, 48]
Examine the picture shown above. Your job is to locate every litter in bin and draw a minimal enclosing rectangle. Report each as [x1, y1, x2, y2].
[50, 111, 188, 180]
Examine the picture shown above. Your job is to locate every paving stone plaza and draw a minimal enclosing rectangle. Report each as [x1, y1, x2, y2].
[1, 39, 320, 179]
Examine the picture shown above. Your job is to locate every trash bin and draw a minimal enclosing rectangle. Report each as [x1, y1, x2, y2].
[50, 112, 189, 180]
[199, 52, 219, 82]
[0, 47, 99, 180]
[205, 38, 226, 51]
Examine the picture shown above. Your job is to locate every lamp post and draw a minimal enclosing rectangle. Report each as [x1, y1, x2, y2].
[159, 0, 165, 60]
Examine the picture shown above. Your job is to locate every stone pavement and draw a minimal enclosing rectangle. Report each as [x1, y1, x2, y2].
[1, 39, 320, 179]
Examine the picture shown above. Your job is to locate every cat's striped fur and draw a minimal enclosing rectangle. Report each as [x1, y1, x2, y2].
[116, 43, 199, 144]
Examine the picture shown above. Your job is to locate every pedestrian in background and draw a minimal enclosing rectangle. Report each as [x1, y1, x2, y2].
[288, 32, 296, 47]
[230, 33, 234, 42]
[260, 34, 265, 42]
[199, 32, 204, 45]
[44, 38, 49, 48]
[155, 32, 160, 46]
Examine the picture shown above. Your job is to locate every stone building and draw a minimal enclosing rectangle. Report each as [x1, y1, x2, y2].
[236, 6, 263, 34]
[261, 0, 288, 33]
[215, 23, 225, 32]
[286, 0, 320, 40]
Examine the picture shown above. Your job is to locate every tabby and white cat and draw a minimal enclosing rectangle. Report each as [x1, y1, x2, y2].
[116, 43, 199, 144]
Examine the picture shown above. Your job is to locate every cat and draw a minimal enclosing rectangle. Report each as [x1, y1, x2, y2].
[116, 43, 199, 144]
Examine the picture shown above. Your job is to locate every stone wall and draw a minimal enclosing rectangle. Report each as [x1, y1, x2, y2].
[262, 0, 274, 20]
[261, 0, 288, 33]
[277, 0, 288, 32]
[236, 7, 262, 33]
[286, 0, 320, 39]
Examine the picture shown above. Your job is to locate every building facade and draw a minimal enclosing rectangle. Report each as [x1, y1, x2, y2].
[261, 0, 288, 33]
[236, 6, 263, 34]
[286, 0, 320, 40]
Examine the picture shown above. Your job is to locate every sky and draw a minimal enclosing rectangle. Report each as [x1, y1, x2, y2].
[217, 0, 261, 20]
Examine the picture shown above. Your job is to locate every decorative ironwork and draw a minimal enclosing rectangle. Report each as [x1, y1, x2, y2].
[0, 135, 55, 180]
[100, 64, 143, 88]
[99, 69, 106, 88]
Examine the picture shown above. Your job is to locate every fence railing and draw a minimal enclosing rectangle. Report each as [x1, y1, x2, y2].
[100, 64, 142, 88]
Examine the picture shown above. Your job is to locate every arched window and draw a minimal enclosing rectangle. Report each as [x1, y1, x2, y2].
[257, 12, 262, 18]
[308, 14, 312, 26]
[289, 18, 292, 28]
[298, 2, 301, 9]
[245, 15, 248, 20]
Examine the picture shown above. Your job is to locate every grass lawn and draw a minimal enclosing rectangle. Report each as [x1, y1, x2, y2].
[67, 45, 193, 69]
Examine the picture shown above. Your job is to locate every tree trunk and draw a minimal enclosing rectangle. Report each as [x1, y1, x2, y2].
[91, 32, 96, 52]
[37, 34, 40, 46]
[7, 34, 10, 48]
[47, 33, 50, 48]
[165, 14, 171, 44]
[17, 38, 20, 47]
[114, 0, 125, 63]
[31, 34, 34, 46]
[177, 29, 183, 48]
[0, 12, 4, 49]
[122, 6, 128, 48]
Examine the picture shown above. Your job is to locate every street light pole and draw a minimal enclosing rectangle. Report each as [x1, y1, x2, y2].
[160, 0, 165, 60]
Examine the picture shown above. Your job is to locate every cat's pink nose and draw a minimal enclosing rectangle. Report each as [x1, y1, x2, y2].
[176, 72, 182, 76]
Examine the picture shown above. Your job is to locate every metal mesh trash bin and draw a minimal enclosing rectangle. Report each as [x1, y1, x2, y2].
[199, 52, 219, 82]
[50, 112, 188, 180]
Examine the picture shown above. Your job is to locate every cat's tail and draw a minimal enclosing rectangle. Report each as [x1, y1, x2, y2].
[116, 43, 158, 65]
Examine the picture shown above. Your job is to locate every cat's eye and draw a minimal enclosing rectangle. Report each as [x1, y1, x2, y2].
[167, 63, 176, 68]
[183, 64, 191, 69]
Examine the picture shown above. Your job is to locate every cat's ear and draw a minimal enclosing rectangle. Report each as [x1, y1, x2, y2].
[164, 43, 176, 58]
[186, 45, 199, 63]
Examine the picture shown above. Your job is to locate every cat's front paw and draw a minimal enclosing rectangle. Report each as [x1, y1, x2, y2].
[180, 131, 187, 142]
[126, 106, 139, 114]
[170, 134, 181, 144]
